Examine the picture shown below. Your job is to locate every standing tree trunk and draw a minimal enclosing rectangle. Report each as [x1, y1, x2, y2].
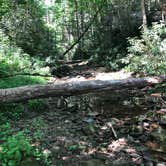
[141, 0, 147, 30]
[162, 0, 166, 25]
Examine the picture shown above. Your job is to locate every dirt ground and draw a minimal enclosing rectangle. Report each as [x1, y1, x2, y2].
[10, 64, 166, 165]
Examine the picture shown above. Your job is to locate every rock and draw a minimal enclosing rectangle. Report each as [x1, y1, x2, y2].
[83, 117, 95, 123]
[43, 149, 52, 157]
[156, 163, 166, 166]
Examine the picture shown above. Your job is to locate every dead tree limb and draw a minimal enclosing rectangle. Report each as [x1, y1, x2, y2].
[0, 75, 165, 104]
[61, 5, 103, 57]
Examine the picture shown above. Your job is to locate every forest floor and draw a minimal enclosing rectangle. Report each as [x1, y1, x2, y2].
[48, 61, 133, 83]
[10, 63, 166, 166]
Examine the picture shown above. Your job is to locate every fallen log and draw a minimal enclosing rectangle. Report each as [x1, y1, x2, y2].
[0, 75, 165, 104]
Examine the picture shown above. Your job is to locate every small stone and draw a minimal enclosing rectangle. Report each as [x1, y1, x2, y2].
[143, 122, 150, 127]
[65, 120, 70, 123]
[88, 112, 99, 116]
[156, 163, 166, 166]
[83, 117, 94, 123]
[43, 149, 52, 157]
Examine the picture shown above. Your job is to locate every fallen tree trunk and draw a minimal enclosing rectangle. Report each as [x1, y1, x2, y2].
[0, 75, 165, 104]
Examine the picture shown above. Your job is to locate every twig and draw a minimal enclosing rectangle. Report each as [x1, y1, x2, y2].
[107, 122, 118, 139]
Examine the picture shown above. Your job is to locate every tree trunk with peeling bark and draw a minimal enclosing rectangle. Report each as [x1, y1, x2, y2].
[0, 75, 165, 104]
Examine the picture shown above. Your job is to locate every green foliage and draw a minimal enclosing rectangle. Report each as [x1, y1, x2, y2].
[0, 0, 57, 57]
[0, 104, 24, 124]
[0, 76, 47, 89]
[0, 0, 10, 19]
[31, 118, 46, 128]
[0, 29, 50, 79]
[0, 123, 50, 166]
[0, 123, 11, 139]
[34, 130, 44, 141]
[0, 131, 33, 166]
[123, 23, 166, 75]
[89, 44, 126, 71]
[30, 118, 47, 142]
[0, 100, 47, 127]
[27, 99, 46, 112]
[148, 83, 166, 94]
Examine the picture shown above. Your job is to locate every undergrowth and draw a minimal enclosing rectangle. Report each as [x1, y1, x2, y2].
[0, 100, 49, 166]
[0, 123, 50, 166]
[0, 29, 50, 164]
[0, 28, 50, 79]
[0, 76, 47, 89]
[123, 23, 166, 75]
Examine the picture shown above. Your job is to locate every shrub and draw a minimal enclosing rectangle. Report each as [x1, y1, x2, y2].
[0, 132, 33, 166]
[27, 99, 46, 112]
[123, 23, 166, 75]
[0, 104, 24, 125]
[0, 123, 11, 139]
[0, 29, 50, 78]
[0, 124, 48, 166]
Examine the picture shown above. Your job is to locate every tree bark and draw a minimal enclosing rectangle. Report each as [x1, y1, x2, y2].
[0, 75, 165, 104]
[141, 0, 147, 30]
[162, 0, 166, 25]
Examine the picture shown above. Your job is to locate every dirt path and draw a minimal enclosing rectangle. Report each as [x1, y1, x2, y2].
[48, 62, 133, 84]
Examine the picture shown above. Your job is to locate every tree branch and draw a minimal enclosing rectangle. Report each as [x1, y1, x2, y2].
[61, 5, 103, 57]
